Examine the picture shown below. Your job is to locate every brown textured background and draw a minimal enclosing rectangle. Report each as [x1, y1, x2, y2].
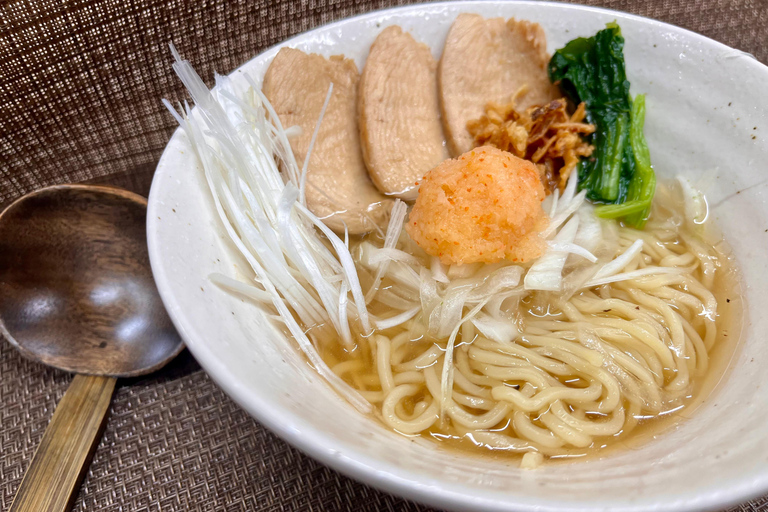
[1, 0, 767, 510]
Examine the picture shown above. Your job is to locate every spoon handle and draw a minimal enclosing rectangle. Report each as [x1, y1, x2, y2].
[9, 374, 116, 512]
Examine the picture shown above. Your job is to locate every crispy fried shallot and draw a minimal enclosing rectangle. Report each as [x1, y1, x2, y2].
[467, 93, 595, 193]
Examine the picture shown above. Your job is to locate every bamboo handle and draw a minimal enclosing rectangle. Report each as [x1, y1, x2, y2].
[9, 374, 116, 512]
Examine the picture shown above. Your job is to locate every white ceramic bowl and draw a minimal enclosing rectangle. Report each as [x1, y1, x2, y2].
[147, 3, 768, 511]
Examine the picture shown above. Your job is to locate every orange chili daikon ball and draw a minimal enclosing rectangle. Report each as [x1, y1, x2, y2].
[406, 146, 548, 265]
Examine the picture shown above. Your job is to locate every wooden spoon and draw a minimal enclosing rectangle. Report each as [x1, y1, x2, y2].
[0, 184, 184, 512]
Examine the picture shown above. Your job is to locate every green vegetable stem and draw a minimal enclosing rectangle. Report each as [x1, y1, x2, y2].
[549, 23, 656, 228]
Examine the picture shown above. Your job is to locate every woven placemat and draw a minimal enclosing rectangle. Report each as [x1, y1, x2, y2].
[1, 1, 767, 510]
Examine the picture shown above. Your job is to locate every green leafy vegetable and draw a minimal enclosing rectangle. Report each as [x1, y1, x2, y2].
[549, 23, 656, 228]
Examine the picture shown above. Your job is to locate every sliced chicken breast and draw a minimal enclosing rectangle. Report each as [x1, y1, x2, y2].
[262, 47, 393, 234]
[359, 26, 449, 200]
[439, 14, 561, 156]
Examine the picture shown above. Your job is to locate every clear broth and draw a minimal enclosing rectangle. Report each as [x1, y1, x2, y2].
[312, 226, 744, 466]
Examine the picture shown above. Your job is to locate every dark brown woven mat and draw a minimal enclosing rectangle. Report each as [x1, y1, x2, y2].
[1, 1, 767, 510]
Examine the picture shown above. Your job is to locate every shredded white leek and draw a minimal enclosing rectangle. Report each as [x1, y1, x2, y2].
[430, 256, 450, 284]
[525, 215, 580, 291]
[165, 45, 372, 412]
[593, 239, 644, 281]
[471, 312, 518, 344]
[374, 306, 421, 330]
[546, 242, 598, 263]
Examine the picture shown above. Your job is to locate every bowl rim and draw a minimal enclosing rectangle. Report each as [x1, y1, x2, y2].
[147, 2, 768, 511]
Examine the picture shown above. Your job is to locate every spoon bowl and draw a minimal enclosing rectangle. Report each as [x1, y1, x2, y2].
[0, 184, 182, 375]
